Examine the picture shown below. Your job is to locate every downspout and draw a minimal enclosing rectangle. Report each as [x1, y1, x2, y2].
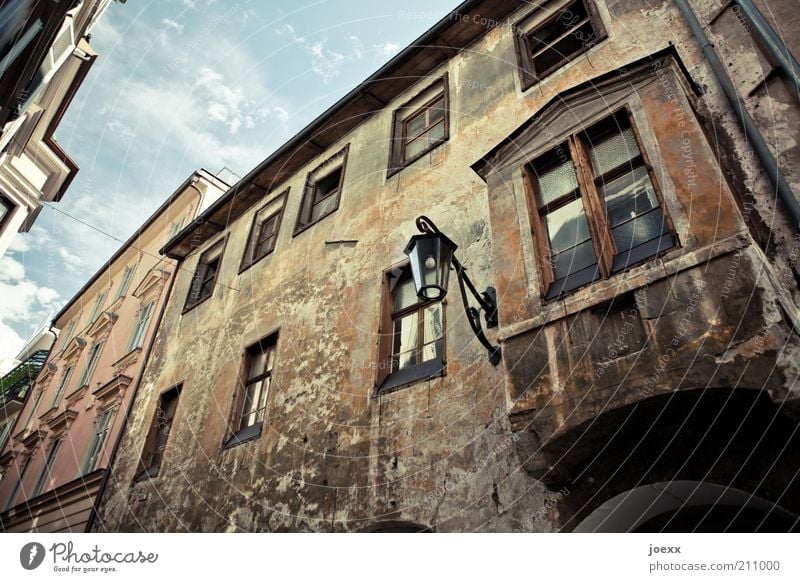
[674, 0, 800, 230]
[732, 0, 800, 99]
[85, 263, 179, 532]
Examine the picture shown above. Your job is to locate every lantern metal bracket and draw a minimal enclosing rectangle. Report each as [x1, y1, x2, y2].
[416, 216, 501, 366]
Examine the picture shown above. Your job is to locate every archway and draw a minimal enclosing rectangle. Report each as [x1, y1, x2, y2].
[574, 480, 799, 532]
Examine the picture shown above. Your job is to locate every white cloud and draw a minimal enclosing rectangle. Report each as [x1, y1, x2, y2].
[107, 119, 135, 141]
[58, 247, 84, 274]
[374, 42, 401, 61]
[182, 0, 197, 8]
[161, 18, 184, 34]
[0, 255, 61, 369]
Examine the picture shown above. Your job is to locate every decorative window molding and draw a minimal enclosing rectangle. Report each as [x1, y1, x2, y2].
[85, 311, 117, 341]
[92, 374, 132, 408]
[294, 145, 349, 236]
[132, 266, 171, 302]
[387, 74, 450, 177]
[513, 0, 607, 91]
[240, 189, 287, 273]
[45, 409, 78, 434]
[61, 335, 87, 363]
[112, 347, 142, 374]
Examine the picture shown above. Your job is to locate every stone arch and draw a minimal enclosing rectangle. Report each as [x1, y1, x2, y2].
[535, 388, 800, 531]
[574, 480, 799, 532]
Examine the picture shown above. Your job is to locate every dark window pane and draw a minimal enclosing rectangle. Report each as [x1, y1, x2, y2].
[532, 20, 595, 77]
[546, 197, 591, 253]
[528, 1, 588, 54]
[589, 126, 639, 176]
[601, 165, 658, 226]
[314, 169, 341, 200]
[534, 158, 579, 206]
[551, 239, 597, 280]
[611, 207, 668, 252]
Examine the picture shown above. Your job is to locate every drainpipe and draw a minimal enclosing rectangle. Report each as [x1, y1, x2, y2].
[85, 263, 179, 532]
[674, 0, 800, 230]
[732, 0, 800, 99]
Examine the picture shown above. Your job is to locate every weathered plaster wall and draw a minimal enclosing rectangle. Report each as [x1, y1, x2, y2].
[96, 0, 800, 532]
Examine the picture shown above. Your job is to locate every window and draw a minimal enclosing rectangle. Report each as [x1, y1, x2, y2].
[50, 365, 73, 408]
[136, 386, 181, 481]
[127, 301, 155, 352]
[514, 0, 606, 90]
[81, 408, 115, 474]
[0, 194, 15, 232]
[114, 265, 136, 301]
[524, 109, 676, 300]
[30, 438, 61, 497]
[376, 265, 445, 392]
[21, 391, 42, 432]
[388, 76, 449, 175]
[89, 291, 107, 323]
[0, 415, 15, 449]
[77, 341, 104, 388]
[240, 191, 286, 271]
[4, 456, 32, 510]
[168, 216, 185, 240]
[294, 145, 349, 234]
[184, 239, 225, 311]
[225, 335, 277, 447]
[60, 320, 77, 350]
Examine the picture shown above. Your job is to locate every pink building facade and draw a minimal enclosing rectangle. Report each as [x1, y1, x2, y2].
[0, 169, 227, 531]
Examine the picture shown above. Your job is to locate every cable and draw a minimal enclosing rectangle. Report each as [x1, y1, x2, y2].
[40, 201, 241, 293]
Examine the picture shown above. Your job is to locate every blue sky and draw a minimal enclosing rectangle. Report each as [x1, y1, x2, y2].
[0, 0, 461, 370]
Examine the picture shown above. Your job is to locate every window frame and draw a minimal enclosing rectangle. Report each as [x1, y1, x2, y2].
[0, 193, 16, 235]
[513, 0, 607, 91]
[388, 74, 450, 177]
[293, 145, 350, 236]
[4, 455, 32, 510]
[239, 190, 288, 273]
[30, 438, 61, 497]
[88, 290, 108, 323]
[80, 407, 116, 475]
[183, 236, 227, 313]
[375, 263, 447, 394]
[135, 385, 181, 481]
[77, 340, 104, 388]
[127, 300, 155, 353]
[523, 107, 677, 301]
[50, 365, 73, 408]
[113, 264, 136, 302]
[223, 333, 279, 449]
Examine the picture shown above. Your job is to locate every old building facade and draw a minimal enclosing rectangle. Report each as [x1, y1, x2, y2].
[0, 0, 117, 258]
[0, 170, 228, 532]
[94, 0, 800, 532]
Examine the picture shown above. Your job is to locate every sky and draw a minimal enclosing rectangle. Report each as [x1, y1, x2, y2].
[0, 0, 462, 372]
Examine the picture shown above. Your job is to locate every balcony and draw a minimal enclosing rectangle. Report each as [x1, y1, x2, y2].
[0, 349, 48, 416]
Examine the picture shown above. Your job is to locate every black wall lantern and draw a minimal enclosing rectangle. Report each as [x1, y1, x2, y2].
[404, 216, 501, 365]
